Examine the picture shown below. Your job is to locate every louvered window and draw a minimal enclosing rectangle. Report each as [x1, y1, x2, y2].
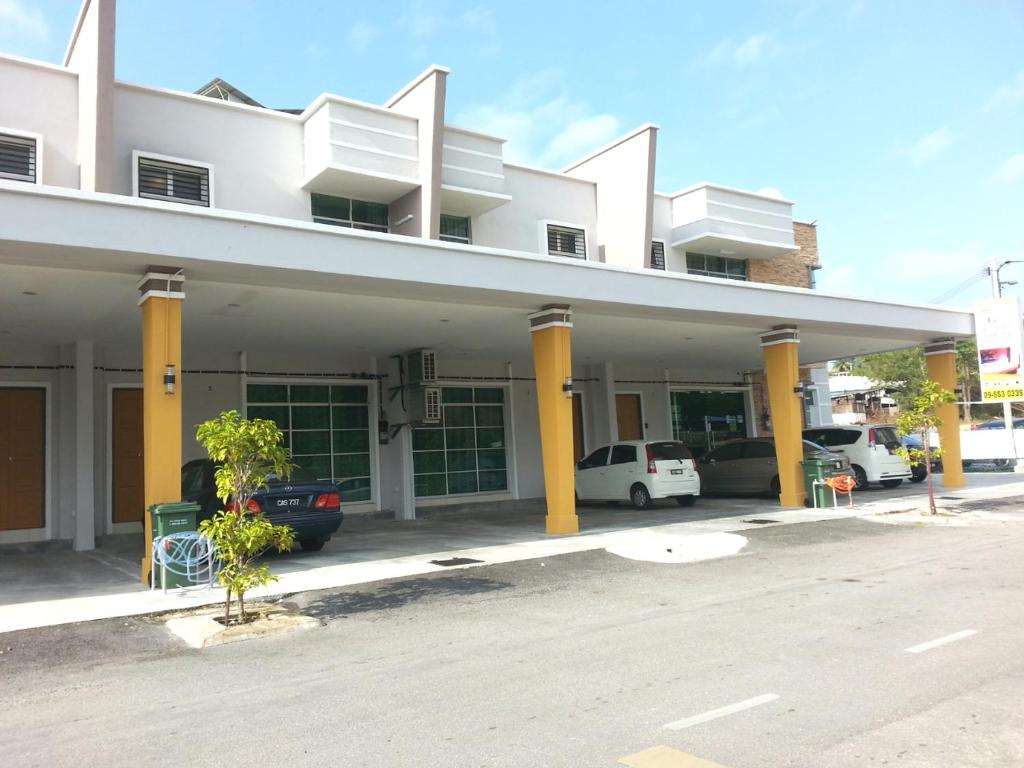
[546, 224, 586, 259]
[440, 214, 471, 244]
[137, 157, 210, 206]
[650, 240, 666, 270]
[0, 133, 37, 183]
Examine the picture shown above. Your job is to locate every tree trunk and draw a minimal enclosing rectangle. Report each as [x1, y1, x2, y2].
[224, 589, 232, 625]
[239, 590, 246, 622]
[925, 443, 937, 515]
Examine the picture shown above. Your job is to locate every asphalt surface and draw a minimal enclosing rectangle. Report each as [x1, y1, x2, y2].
[3, 509, 1024, 767]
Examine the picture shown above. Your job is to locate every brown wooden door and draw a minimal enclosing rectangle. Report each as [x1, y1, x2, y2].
[572, 393, 585, 463]
[0, 388, 45, 531]
[112, 388, 145, 524]
[615, 394, 644, 441]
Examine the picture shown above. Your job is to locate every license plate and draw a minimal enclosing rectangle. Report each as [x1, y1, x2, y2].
[671, 469, 685, 475]
[275, 497, 302, 508]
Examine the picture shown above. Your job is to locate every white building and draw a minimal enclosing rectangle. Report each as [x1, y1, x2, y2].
[0, 0, 972, 570]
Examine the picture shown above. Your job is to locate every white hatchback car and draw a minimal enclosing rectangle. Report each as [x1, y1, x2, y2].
[803, 425, 912, 490]
[575, 440, 701, 509]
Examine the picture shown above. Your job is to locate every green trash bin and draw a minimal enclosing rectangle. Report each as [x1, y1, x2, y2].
[801, 459, 838, 509]
[150, 502, 201, 588]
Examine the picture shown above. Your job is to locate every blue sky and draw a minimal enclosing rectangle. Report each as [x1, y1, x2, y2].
[2, 0, 1022, 307]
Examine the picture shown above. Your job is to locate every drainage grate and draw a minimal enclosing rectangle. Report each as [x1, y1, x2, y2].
[939, 496, 963, 501]
[429, 557, 484, 567]
[743, 519, 780, 525]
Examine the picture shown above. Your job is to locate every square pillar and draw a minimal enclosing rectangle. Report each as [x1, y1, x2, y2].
[73, 340, 96, 551]
[529, 306, 578, 535]
[760, 326, 805, 507]
[924, 339, 965, 488]
[138, 269, 185, 583]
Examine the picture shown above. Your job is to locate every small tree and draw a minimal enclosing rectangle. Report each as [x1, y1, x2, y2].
[895, 380, 957, 516]
[196, 411, 296, 624]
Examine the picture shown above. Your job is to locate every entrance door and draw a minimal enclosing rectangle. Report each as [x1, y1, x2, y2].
[112, 388, 145, 524]
[615, 394, 644, 441]
[572, 393, 585, 463]
[0, 388, 45, 531]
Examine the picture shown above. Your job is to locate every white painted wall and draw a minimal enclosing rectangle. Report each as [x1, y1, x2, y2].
[472, 166, 597, 256]
[112, 84, 308, 219]
[0, 57, 80, 188]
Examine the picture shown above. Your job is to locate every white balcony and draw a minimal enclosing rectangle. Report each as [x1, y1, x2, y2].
[440, 126, 510, 217]
[302, 96, 420, 203]
[669, 184, 796, 259]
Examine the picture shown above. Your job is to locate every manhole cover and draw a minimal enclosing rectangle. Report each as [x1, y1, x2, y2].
[743, 519, 779, 525]
[429, 557, 484, 567]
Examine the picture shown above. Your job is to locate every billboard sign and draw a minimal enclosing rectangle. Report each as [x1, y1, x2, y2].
[975, 296, 1024, 403]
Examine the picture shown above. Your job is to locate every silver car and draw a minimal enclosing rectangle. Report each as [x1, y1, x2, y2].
[698, 438, 852, 495]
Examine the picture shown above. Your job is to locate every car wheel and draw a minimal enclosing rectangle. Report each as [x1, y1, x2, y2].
[769, 475, 781, 495]
[880, 479, 902, 489]
[909, 474, 926, 484]
[675, 495, 697, 508]
[852, 465, 869, 491]
[300, 538, 326, 552]
[630, 483, 653, 510]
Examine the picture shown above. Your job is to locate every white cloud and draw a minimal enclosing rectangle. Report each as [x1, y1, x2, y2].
[985, 71, 1024, 111]
[454, 69, 620, 169]
[993, 153, 1024, 183]
[396, 2, 500, 57]
[0, 0, 48, 42]
[707, 32, 781, 67]
[909, 127, 952, 163]
[347, 22, 378, 53]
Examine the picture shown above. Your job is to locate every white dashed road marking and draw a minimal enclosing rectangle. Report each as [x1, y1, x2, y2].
[905, 629, 978, 654]
[663, 693, 780, 731]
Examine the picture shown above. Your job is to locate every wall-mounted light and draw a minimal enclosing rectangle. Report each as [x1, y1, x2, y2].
[563, 377, 574, 398]
[763, 411, 772, 431]
[792, 383, 805, 395]
[393, 214, 415, 228]
[164, 364, 176, 395]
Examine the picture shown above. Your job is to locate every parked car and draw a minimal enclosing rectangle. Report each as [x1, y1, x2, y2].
[975, 417, 1024, 430]
[802, 425, 912, 490]
[181, 459, 344, 552]
[900, 433, 943, 482]
[697, 438, 852, 496]
[575, 440, 700, 510]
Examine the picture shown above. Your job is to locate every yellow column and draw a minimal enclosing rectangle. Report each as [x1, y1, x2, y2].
[925, 339, 965, 488]
[529, 305, 578, 535]
[138, 270, 185, 583]
[760, 326, 805, 507]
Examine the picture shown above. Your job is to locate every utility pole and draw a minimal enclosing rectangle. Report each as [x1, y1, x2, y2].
[987, 258, 1022, 467]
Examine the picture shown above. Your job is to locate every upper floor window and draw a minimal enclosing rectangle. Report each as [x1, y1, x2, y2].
[686, 252, 747, 281]
[0, 131, 38, 184]
[547, 224, 586, 259]
[650, 240, 666, 270]
[312, 193, 388, 232]
[136, 153, 211, 207]
[440, 214, 471, 244]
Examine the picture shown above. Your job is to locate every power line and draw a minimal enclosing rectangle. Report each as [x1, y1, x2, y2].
[930, 267, 988, 304]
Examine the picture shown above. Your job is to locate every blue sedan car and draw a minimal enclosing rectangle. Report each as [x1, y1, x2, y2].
[181, 459, 344, 552]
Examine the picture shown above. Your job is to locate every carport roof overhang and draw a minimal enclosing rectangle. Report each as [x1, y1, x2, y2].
[0, 183, 974, 369]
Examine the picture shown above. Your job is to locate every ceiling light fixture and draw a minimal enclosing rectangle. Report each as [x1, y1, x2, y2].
[22, 291, 37, 296]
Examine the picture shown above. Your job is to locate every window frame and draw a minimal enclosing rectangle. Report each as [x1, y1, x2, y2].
[440, 213, 472, 244]
[540, 220, 588, 260]
[132, 150, 214, 208]
[649, 239, 667, 270]
[0, 127, 43, 185]
[685, 252, 747, 281]
[311, 193, 389, 233]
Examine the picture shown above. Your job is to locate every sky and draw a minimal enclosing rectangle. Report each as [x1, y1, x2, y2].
[1, 0, 1022, 308]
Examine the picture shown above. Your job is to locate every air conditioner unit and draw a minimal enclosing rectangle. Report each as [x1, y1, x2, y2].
[408, 385, 442, 425]
[405, 348, 437, 385]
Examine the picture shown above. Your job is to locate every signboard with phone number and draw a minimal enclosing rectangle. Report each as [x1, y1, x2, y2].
[975, 296, 1024, 403]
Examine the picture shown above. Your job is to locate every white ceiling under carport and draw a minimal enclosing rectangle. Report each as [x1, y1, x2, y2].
[0, 183, 975, 375]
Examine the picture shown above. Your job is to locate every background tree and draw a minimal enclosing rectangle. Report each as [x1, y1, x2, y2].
[895, 380, 957, 515]
[195, 411, 296, 624]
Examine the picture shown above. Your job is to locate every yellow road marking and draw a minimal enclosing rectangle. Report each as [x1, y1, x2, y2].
[619, 744, 729, 767]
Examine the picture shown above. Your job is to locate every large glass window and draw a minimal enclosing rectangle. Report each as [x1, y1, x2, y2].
[246, 383, 372, 503]
[671, 390, 747, 454]
[311, 193, 388, 232]
[440, 214, 471, 244]
[686, 252, 747, 281]
[412, 387, 508, 497]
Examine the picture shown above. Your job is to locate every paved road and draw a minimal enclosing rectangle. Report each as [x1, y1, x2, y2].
[3, 510, 1024, 767]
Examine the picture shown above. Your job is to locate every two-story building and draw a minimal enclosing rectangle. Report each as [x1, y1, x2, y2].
[0, 0, 972, 577]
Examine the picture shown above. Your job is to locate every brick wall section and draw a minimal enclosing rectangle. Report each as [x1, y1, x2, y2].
[746, 221, 820, 288]
[749, 365, 817, 437]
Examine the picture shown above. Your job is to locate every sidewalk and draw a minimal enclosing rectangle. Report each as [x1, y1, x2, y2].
[2, 473, 1022, 635]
